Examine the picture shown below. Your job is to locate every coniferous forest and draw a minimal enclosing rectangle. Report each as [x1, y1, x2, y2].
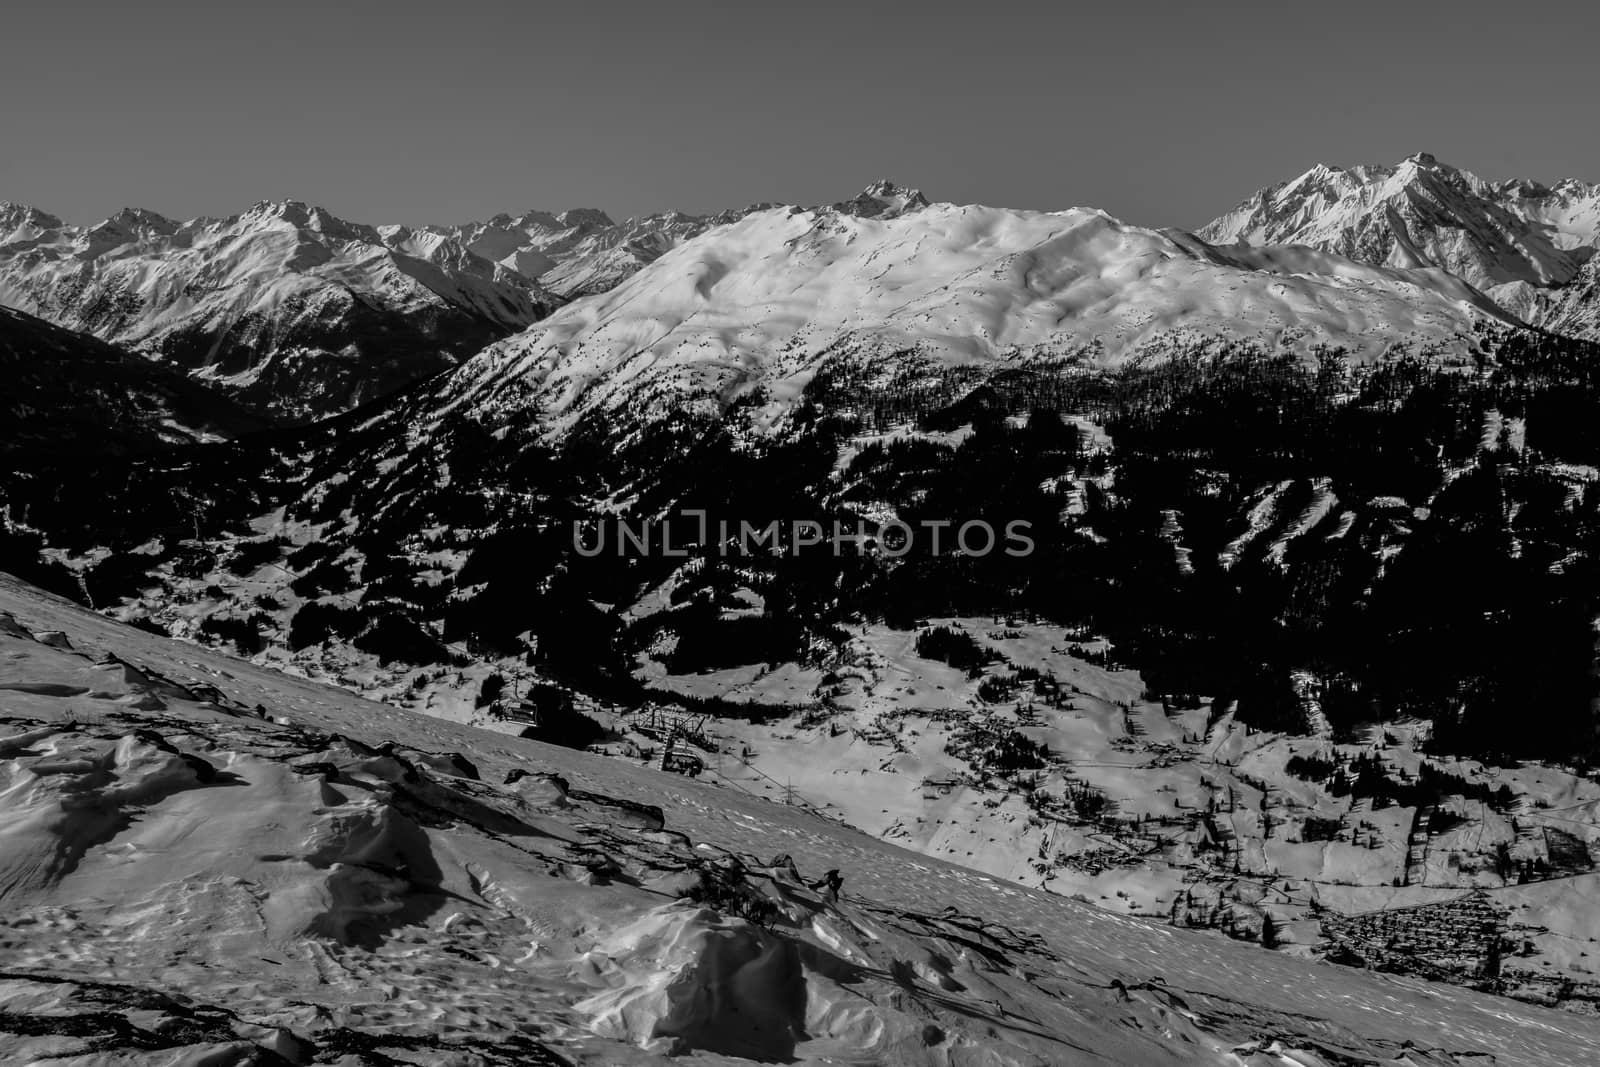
[3, 327, 1598, 764]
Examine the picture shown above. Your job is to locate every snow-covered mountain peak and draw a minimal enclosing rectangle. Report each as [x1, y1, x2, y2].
[555, 206, 617, 231]
[0, 200, 63, 224]
[88, 205, 178, 239]
[103, 205, 178, 231]
[443, 196, 1510, 441]
[439, 200, 771, 299]
[233, 198, 382, 244]
[1394, 151, 1458, 182]
[74, 207, 181, 258]
[0, 200, 44, 221]
[241, 197, 310, 222]
[831, 178, 930, 219]
[436, 183, 929, 299]
[1201, 154, 1600, 304]
[1552, 176, 1600, 197]
[0, 201, 65, 246]
[0, 197, 558, 420]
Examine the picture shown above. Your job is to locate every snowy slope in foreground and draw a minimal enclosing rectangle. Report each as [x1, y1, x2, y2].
[446, 198, 1509, 437]
[4, 573, 1600, 1065]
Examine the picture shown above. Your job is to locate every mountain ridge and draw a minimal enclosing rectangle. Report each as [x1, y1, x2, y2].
[443, 193, 1514, 442]
[1200, 152, 1600, 336]
[433, 180, 930, 299]
[0, 197, 561, 422]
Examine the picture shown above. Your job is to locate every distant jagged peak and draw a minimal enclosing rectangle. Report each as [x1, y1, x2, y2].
[863, 178, 925, 200]
[0, 200, 66, 230]
[619, 207, 699, 228]
[240, 198, 326, 227]
[1262, 162, 1357, 204]
[1503, 173, 1600, 202]
[1400, 149, 1442, 169]
[460, 185, 929, 249]
[1383, 150, 1570, 191]
[1289, 161, 1347, 183]
[1355, 151, 1456, 179]
[0, 194, 558, 423]
[1254, 152, 1600, 210]
[0, 201, 67, 248]
[72, 206, 180, 258]
[241, 197, 315, 222]
[554, 207, 616, 231]
[1553, 175, 1600, 196]
[469, 207, 616, 236]
[1201, 152, 1600, 291]
[465, 209, 557, 234]
[611, 204, 765, 235]
[828, 179, 930, 219]
[234, 199, 382, 245]
[1262, 153, 1481, 206]
[1494, 176, 1554, 199]
[93, 206, 179, 237]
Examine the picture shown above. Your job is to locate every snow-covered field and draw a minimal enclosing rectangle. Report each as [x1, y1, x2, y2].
[86, 480, 1600, 1016]
[7, 573, 1600, 1064]
[625, 617, 1600, 1012]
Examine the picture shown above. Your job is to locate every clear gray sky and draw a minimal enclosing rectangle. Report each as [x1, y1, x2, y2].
[4, 0, 1596, 230]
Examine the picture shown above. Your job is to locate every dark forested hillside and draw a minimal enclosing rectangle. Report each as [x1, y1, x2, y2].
[3, 326, 1597, 762]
